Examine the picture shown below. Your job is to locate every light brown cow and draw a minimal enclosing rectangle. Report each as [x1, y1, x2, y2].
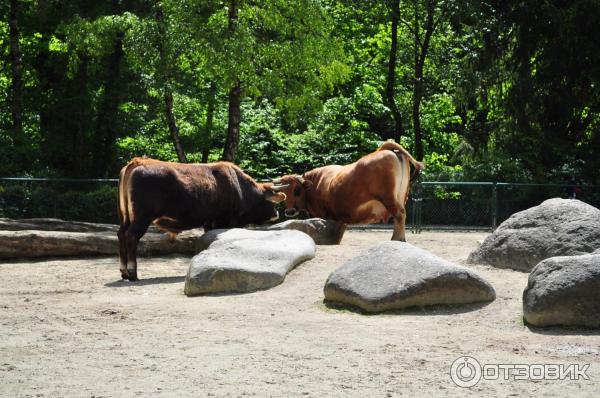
[272, 141, 424, 241]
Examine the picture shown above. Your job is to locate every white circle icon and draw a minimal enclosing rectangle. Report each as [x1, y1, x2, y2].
[450, 356, 482, 388]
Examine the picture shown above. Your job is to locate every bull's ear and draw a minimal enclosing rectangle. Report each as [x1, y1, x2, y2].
[265, 190, 286, 204]
[301, 178, 314, 191]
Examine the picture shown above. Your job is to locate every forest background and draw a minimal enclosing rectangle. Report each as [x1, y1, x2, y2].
[2, 0, 599, 188]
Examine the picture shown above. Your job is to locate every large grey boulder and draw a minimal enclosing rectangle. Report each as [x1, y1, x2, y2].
[523, 254, 600, 328]
[324, 242, 495, 313]
[185, 229, 315, 296]
[468, 198, 600, 271]
[255, 218, 346, 245]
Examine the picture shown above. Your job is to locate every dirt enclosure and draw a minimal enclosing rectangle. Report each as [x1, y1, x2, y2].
[1, 230, 598, 397]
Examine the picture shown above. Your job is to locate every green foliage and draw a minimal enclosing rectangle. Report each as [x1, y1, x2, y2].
[1, 0, 599, 200]
[237, 97, 380, 179]
[291, 96, 381, 167]
[422, 152, 463, 181]
[0, 183, 118, 223]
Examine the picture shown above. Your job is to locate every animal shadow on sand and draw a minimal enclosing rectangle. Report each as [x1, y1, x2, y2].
[104, 277, 268, 296]
[105, 276, 185, 287]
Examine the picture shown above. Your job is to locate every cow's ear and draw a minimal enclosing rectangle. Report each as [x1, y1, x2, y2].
[301, 179, 314, 191]
[266, 190, 286, 204]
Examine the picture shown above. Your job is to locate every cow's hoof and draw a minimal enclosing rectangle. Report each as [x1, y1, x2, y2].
[391, 237, 406, 242]
[121, 269, 139, 281]
[126, 270, 139, 281]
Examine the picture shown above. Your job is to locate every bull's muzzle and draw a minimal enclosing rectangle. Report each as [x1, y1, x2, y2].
[269, 210, 281, 222]
[284, 208, 299, 218]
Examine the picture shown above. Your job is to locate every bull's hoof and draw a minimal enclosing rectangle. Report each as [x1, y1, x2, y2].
[121, 269, 139, 281]
[126, 270, 139, 281]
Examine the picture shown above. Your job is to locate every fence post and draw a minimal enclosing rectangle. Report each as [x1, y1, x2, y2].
[411, 179, 423, 234]
[491, 182, 498, 230]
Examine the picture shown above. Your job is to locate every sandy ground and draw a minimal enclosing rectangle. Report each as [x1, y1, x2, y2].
[1, 230, 599, 397]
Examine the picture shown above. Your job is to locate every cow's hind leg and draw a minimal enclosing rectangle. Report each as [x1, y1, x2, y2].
[391, 208, 407, 241]
[381, 199, 407, 241]
[124, 219, 150, 281]
[117, 222, 129, 279]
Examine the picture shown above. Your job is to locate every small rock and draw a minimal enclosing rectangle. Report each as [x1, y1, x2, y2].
[255, 218, 346, 245]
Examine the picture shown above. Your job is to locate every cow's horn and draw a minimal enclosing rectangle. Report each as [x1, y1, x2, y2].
[271, 184, 290, 191]
[271, 177, 282, 183]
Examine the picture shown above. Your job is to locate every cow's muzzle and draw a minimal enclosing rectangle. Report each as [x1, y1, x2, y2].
[284, 208, 299, 218]
[269, 210, 281, 222]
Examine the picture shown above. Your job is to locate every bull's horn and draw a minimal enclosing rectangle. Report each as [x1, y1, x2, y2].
[271, 184, 290, 191]
[271, 177, 282, 183]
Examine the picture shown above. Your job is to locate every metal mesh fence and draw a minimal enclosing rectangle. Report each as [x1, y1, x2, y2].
[408, 181, 600, 231]
[0, 178, 119, 224]
[1, 177, 599, 230]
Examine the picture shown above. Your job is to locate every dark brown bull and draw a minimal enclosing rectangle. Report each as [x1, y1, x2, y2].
[271, 141, 424, 241]
[118, 157, 286, 281]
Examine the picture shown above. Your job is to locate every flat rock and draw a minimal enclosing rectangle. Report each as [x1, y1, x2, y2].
[324, 242, 495, 313]
[0, 218, 118, 232]
[468, 198, 600, 271]
[0, 217, 164, 233]
[185, 229, 315, 296]
[0, 229, 201, 258]
[523, 254, 600, 328]
[255, 218, 346, 245]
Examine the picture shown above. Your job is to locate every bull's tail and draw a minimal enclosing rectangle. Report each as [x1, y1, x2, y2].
[118, 157, 144, 226]
[377, 140, 424, 182]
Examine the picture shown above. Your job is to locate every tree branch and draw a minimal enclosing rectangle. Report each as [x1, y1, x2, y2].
[399, 17, 421, 46]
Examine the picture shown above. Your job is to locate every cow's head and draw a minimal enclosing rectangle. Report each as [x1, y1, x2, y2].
[251, 184, 287, 224]
[270, 175, 313, 218]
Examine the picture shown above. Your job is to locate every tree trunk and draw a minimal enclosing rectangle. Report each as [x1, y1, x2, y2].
[222, 81, 241, 162]
[164, 88, 188, 163]
[222, 0, 241, 162]
[202, 82, 217, 163]
[92, 31, 124, 176]
[412, 0, 437, 162]
[385, 0, 406, 143]
[9, 0, 23, 140]
[156, 3, 187, 163]
[412, 78, 424, 161]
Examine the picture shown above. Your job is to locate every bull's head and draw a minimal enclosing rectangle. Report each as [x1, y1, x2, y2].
[246, 183, 287, 225]
[270, 175, 312, 218]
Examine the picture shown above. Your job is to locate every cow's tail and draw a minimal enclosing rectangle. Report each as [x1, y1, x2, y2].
[377, 140, 425, 182]
[118, 158, 143, 227]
